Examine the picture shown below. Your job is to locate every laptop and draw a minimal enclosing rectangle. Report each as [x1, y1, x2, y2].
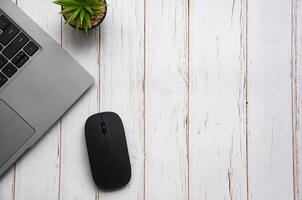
[0, 0, 94, 177]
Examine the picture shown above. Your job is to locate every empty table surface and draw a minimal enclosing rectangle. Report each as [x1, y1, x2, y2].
[0, 0, 301, 199]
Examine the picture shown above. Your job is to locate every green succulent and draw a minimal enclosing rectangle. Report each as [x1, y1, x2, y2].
[53, 0, 106, 32]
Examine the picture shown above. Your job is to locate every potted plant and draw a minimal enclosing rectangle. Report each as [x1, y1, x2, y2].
[53, 0, 107, 32]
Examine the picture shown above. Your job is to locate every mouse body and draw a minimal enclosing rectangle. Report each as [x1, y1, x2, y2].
[85, 112, 131, 190]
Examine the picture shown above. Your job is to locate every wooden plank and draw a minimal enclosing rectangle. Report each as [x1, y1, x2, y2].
[298, 0, 302, 198]
[144, 0, 189, 199]
[247, 0, 294, 199]
[14, 126, 61, 200]
[59, 25, 99, 199]
[0, 168, 15, 200]
[98, 0, 145, 199]
[189, 0, 247, 199]
[293, 0, 302, 199]
[11, 1, 61, 199]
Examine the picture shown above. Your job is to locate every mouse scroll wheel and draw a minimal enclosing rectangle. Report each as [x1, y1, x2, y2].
[101, 122, 107, 133]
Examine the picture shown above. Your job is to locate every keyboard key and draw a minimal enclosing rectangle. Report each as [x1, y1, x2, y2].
[2, 63, 17, 78]
[12, 51, 25, 64]
[0, 54, 8, 69]
[0, 45, 3, 51]
[3, 33, 29, 59]
[0, 72, 8, 87]
[0, 15, 10, 30]
[24, 41, 38, 56]
[15, 54, 29, 68]
[0, 24, 19, 45]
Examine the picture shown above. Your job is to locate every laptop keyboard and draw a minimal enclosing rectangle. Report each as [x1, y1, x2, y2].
[0, 13, 39, 89]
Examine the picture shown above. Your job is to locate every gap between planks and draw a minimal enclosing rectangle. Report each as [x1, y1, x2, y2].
[187, 0, 191, 198]
[143, 0, 147, 199]
[244, 0, 249, 199]
[291, 0, 300, 199]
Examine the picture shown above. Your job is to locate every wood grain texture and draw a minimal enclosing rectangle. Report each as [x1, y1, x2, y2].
[189, 0, 247, 199]
[0, 0, 300, 199]
[59, 26, 100, 199]
[12, 0, 61, 199]
[247, 0, 294, 199]
[293, 0, 302, 199]
[98, 0, 145, 199]
[144, 0, 189, 199]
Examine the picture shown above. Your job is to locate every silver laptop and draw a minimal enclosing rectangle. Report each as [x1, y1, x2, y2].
[0, 0, 94, 177]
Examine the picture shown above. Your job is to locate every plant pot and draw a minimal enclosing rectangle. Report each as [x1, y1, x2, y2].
[62, 0, 107, 31]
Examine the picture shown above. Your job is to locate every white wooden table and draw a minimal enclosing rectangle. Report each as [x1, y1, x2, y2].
[0, 0, 301, 199]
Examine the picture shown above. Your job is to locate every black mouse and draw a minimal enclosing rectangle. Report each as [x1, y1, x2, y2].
[85, 112, 131, 190]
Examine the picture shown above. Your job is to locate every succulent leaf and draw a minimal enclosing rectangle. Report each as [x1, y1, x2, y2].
[80, 9, 85, 25]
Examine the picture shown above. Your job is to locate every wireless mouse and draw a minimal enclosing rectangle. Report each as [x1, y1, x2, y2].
[85, 112, 131, 190]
